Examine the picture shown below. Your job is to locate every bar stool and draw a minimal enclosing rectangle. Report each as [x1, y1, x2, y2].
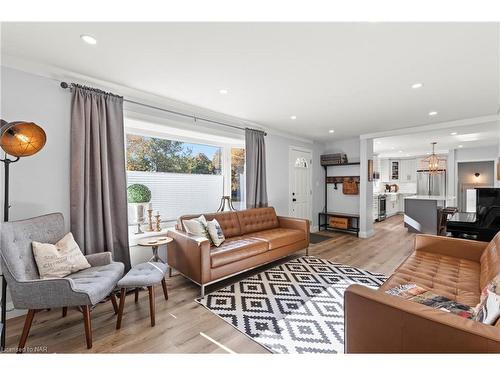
[116, 262, 168, 329]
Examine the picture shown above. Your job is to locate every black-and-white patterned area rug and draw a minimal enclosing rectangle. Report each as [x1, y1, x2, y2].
[197, 256, 387, 354]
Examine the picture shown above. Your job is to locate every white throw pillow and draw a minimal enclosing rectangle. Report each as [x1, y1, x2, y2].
[474, 274, 500, 325]
[32, 232, 91, 279]
[207, 219, 225, 247]
[182, 215, 212, 243]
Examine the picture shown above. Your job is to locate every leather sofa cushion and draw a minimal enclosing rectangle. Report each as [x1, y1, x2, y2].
[480, 233, 500, 290]
[237, 207, 279, 234]
[211, 238, 269, 268]
[380, 250, 481, 307]
[249, 228, 306, 250]
[178, 211, 242, 238]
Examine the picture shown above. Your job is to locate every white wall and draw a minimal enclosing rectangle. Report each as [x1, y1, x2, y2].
[0, 66, 71, 224]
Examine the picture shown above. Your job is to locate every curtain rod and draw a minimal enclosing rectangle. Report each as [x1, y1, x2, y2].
[60, 82, 266, 136]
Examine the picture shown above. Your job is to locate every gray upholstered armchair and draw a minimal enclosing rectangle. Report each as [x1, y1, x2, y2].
[0, 213, 124, 351]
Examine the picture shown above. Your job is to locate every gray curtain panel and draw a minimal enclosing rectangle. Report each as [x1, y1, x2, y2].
[245, 128, 268, 208]
[70, 85, 131, 270]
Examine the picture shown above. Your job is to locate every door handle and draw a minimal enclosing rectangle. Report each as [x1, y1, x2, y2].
[292, 198, 297, 202]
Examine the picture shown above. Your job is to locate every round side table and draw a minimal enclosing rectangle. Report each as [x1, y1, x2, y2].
[137, 236, 173, 264]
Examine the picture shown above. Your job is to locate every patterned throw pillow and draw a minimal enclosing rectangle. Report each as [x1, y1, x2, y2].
[32, 232, 91, 279]
[385, 284, 475, 319]
[207, 219, 225, 247]
[473, 275, 500, 325]
[182, 215, 213, 244]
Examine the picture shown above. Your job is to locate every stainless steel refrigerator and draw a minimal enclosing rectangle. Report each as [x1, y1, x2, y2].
[417, 170, 447, 196]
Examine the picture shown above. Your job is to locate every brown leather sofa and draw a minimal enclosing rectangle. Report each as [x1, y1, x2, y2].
[345, 233, 500, 353]
[167, 207, 309, 297]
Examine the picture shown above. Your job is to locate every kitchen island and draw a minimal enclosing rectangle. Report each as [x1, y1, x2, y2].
[404, 195, 446, 234]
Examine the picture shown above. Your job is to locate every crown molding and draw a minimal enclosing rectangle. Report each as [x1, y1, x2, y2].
[1, 54, 314, 144]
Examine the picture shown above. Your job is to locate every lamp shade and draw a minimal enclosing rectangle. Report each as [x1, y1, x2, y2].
[0, 120, 46, 157]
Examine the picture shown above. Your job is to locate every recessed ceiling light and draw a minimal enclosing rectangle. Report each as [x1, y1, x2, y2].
[398, 150, 403, 153]
[450, 132, 457, 135]
[428, 111, 438, 116]
[80, 34, 97, 45]
[290, 115, 297, 120]
[406, 154, 410, 157]
[458, 145, 463, 148]
[391, 147, 395, 150]
[219, 89, 228, 95]
[411, 83, 423, 89]
[328, 129, 335, 134]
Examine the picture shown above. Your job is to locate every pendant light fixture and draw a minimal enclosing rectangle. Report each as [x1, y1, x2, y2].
[423, 142, 445, 174]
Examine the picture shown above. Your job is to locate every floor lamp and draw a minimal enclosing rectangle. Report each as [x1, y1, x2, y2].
[0, 119, 46, 351]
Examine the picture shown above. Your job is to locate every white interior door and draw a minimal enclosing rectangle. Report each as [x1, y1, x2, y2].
[289, 147, 313, 222]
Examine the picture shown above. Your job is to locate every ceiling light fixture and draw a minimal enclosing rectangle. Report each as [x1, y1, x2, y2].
[423, 142, 445, 174]
[328, 129, 335, 134]
[290, 115, 297, 120]
[411, 83, 423, 89]
[450, 132, 457, 135]
[458, 145, 463, 148]
[428, 111, 438, 116]
[80, 34, 97, 45]
[219, 89, 228, 95]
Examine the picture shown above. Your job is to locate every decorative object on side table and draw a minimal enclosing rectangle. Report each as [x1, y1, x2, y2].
[127, 183, 152, 234]
[146, 207, 154, 232]
[155, 211, 161, 231]
[0, 119, 47, 352]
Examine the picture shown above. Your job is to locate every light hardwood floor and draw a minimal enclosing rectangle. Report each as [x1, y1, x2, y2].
[4, 214, 414, 354]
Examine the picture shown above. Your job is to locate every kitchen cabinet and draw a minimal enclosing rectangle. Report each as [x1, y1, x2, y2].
[380, 158, 390, 182]
[390, 160, 399, 180]
[386, 194, 399, 216]
[399, 158, 417, 182]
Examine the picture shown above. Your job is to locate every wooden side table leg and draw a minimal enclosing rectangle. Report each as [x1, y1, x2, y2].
[148, 285, 155, 327]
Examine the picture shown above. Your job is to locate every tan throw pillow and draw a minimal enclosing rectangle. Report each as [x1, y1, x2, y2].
[32, 232, 91, 279]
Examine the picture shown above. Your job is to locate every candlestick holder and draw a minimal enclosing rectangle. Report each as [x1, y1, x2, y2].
[146, 209, 154, 231]
[155, 212, 161, 231]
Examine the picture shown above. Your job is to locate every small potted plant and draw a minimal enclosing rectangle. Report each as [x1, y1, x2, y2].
[127, 184, 152, 234]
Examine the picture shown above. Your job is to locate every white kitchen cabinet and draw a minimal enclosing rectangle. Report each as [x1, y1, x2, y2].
[398, 158, 417, 182]
[386, 194, 399, 216]
[380, 158, 390, 182]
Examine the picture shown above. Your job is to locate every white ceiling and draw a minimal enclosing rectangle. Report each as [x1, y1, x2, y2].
[1, 22, 499, 141]
[374, 120, 500, 158]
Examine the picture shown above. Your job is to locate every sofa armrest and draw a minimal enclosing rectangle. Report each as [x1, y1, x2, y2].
[278, 216, 310, 239]
[344, 284, 500, 353]
[414, 234, 488, 262]
[85, 252, 113, 267]
[167, 229, 211, 284]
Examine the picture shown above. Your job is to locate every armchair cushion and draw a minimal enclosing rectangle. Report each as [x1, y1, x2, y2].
[67, 261, 124, 306]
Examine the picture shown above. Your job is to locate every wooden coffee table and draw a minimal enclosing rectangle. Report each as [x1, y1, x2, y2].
[137, 236, 173, 264]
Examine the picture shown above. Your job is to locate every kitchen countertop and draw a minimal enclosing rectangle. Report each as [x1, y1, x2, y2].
[404, 195, 446, 200]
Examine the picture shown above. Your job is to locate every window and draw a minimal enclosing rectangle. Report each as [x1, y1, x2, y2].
[125, 121, 244, 224]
